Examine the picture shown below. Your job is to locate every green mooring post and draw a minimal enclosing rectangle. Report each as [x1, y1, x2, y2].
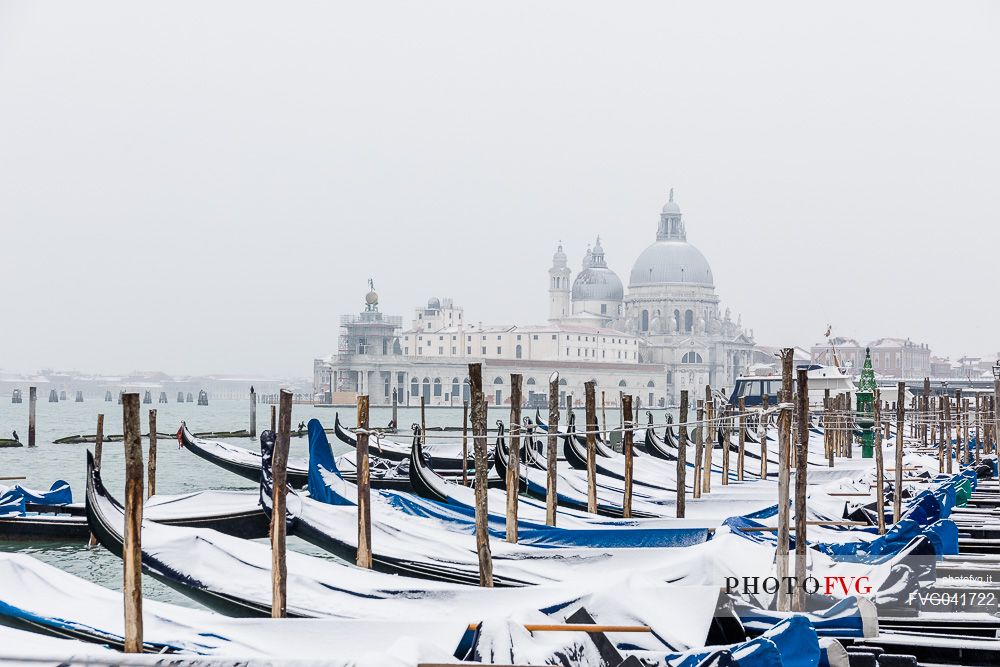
[856, 348, 876, 458]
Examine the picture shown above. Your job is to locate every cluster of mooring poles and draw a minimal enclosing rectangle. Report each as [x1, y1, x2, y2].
[68, 347, 1000, 650]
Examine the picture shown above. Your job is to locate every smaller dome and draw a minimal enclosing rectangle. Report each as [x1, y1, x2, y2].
[427, 297, 441, 310]
[572, 267, 624, 302]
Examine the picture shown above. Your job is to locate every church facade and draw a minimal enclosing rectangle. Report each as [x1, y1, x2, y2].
[549, 190, 755, 402]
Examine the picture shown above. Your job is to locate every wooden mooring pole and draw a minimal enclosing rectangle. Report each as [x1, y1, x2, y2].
[546, 372, 559, 527]
[250, 386, 257, 438]
[355, 394, 372, 569]
[392, 388, 398, 430]
[703, 386, 714, 494]
[894, 382, 905, 524]
[622, 394, 634, 518]
[28, 386, 36, 448]
[147, 409, 157, 499]
[507, 374, 522, 543]
[776, 348, 793, 612]
[823, 389, 832, 467]
[600, 391, 608, 448]
[584, 381, 598, 514]
[737, 397, 746, 481]
[874, 390, 886, 534]
[272, 389, 293, 616]
[420, 396, 427, 448]
[692, 400, 703, 499]
[759, 394, 769, 478]
[792, 368, 809, 612]
[721, 405, 730, 485]
[121, 393, 143, 652]
[676, 391, 688, 518]
[945, 394, 953, 474]
[922, 378, 930, 446]
[94, 413, 105, 470]
[954, 389, 963, 467]
[87, 413, 106, 548]
[469, 363, 493, 586]
[462, 400, 469, 487]
[270, 405, 276, 434]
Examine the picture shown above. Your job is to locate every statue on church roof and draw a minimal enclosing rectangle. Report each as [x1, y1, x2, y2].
[365, 278, 379, 312]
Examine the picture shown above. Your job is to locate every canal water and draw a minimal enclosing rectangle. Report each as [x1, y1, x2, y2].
[0, 397, 661, 607]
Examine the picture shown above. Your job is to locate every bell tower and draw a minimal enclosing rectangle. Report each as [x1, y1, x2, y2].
[548, 242, 571, 323]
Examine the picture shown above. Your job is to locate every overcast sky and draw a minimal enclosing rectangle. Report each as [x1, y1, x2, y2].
[2, 1, 998, 377]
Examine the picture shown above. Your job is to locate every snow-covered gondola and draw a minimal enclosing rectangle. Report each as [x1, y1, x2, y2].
[334, 413, 477, 473]
[4, 474, 269, 541]
[86, 448, 736, 639]
[180, 425, 310, 487]
[534, 409, 619, 458]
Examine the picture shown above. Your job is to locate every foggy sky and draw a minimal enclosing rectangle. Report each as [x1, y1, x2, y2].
[2, 1, 998, 377]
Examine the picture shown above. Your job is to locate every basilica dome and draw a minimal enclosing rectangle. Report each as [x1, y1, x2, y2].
[571, 238, 624, 301]
[629, 241, 713, 287]
[629, 191, 714, 288]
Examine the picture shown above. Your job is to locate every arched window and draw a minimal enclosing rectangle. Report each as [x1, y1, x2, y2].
[684, 310, 693, 332]
[463, 378, 470, 401]
[526, 377, 536, 386]
[433, 378, 442, 397]
[559, 378, 568, 386]
[410, 378, 419, 397]
[647, 380, 655, 387]
[618, 380, 627, 387]
[451, 377, 460, 398]
[666, 371, 673, 384]
[681, 351, 703, 364]
[494, 377, 504, 385]
[493, 376, 504, 406]
[422, 377, 431, 402]
[515, 344, 523, 359]
[640, 310, 649, 332]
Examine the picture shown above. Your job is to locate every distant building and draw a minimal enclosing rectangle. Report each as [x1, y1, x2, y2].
[314, 289, 662, 408]
[929, 356, 955, 378]
[810, 337, 931, 378]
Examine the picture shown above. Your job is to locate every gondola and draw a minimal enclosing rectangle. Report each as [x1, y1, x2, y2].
[333, 413, 479, 473]
[2, 474, 269, 541]
[181, 424, 413, 490]
[88, 449, 731, 634]
[0, 511, 90, 541]
[562, 426, 678, 493]
[0, 552, 477, 658]
[643, 425, 678, 460]
[263, 432, 537, 586]
[180, 425, 310, 487]
[534, 409, 619, 457]
[502, 435, 666, 519]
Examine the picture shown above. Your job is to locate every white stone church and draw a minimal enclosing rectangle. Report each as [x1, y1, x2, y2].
[548, 190, 755, 400]
[314, 191, 754, 406]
